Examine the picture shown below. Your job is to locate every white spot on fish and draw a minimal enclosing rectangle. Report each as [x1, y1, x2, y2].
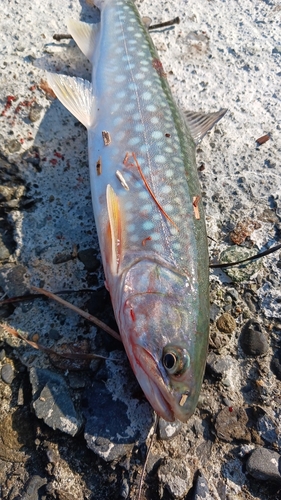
[151, 116, 159, 124]
[129, 234, 139, 243]
[115, 75, 126, 83]
[152, 131, 163, 140]
[139, 190, 150, 200]
[152, 232, 160, 240]
[155, 154, 166, 163]
[112, 102, 120, 113]
[142, 91, 152, 101]
[162, 184, 172, 194]
[135, 73, 145, 80]
[164, 204, 174, 213]
[116, 90, 126, 99]
[127, 223, 136, 233]
[140, 144, 148, 153]
[133, 112, 141, 121]
[135, 123, 145, 132]
[165, 169, 173, 177]
[142, 220, 154, 230]
[128, 82, 136, 91]
[113, 117, 123, 126]
[152, 243, 163, 252]
[125, 102, 135, 112]
[147, 104, 157, 112]
[128, 136, 140, 146]
[115, 130, 126, 141]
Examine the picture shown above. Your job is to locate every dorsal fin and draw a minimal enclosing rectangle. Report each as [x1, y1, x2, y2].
[184, 109, 227, 144]
[67, 18, 99, 61]
[47, 73, 94, 129]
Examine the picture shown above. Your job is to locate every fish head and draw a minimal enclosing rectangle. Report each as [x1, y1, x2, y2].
[117, 260, 209, 422]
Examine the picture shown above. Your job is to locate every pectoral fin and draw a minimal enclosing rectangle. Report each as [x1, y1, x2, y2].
[67, 19, 99, 61]
[47, 73, 94, 128]
[184, 109, 227, 144]
[106, 184, 124, 274]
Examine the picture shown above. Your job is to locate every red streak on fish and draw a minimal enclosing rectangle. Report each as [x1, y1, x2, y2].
[130, 308, 136, 322]
[131, 152, 179, 230]
[142, 236, 152, 246]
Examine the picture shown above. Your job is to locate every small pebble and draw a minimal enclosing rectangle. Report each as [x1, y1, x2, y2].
[78, 248, 100, 272]
[271, 348, 281, 381]
[0, 236, 11, 260]
[158, 418, 183, 440]
[22, 475, 47, 500]
[48, 328, 61, 341]
[120, 478, 129, 499]
[216, 313, 236, 333]
[29, 367, 83, 436]
[1, 363, 15, 384]
[158, 457, 192, 499]
[244, 291, 258, 313]
[28, 103, 43, 122]
[240, 319, 269, 356]
[206, 352, 234, 378]
[215, 407, 251, 443]
[210, 303, 220, 322]
[193, 471, 212, 500]
[246, 447, 281, 482]
[7, 139, 21, 153]
[52, 252, 73, 264]
[257, 414, 278, 445]
[219, 246, 261, 282]
[226, 288, 239, 301]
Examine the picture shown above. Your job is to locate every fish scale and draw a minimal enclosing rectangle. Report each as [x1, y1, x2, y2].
[48, 0, 225, 422]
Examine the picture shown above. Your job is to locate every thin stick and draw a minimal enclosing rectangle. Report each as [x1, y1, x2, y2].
[52, 17, 181, 42]
[210, 243, 281, 269]
[53, 34, 72, 41]
[31, 286, 121, 342]
[1, 323, 109, 361]
[148, 17, 180, 30]
[0, 288, 96, 306]
[137, 415, 159, 500]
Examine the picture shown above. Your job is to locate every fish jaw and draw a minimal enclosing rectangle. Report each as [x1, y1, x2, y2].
[131, 343, 201, 422]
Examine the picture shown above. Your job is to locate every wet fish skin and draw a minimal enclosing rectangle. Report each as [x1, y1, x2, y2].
[47, 0, 224, 421]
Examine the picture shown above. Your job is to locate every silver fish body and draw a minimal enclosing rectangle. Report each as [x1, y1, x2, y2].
[48, 0, 225, 421]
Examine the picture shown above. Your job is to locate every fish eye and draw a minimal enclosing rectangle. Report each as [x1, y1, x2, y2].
[162, 345, 190, 376]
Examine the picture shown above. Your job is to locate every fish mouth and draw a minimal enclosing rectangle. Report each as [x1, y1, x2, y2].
[133, 344, 190, 422]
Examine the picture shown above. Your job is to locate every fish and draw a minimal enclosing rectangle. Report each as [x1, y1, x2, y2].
[47, 0, 226, 422]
